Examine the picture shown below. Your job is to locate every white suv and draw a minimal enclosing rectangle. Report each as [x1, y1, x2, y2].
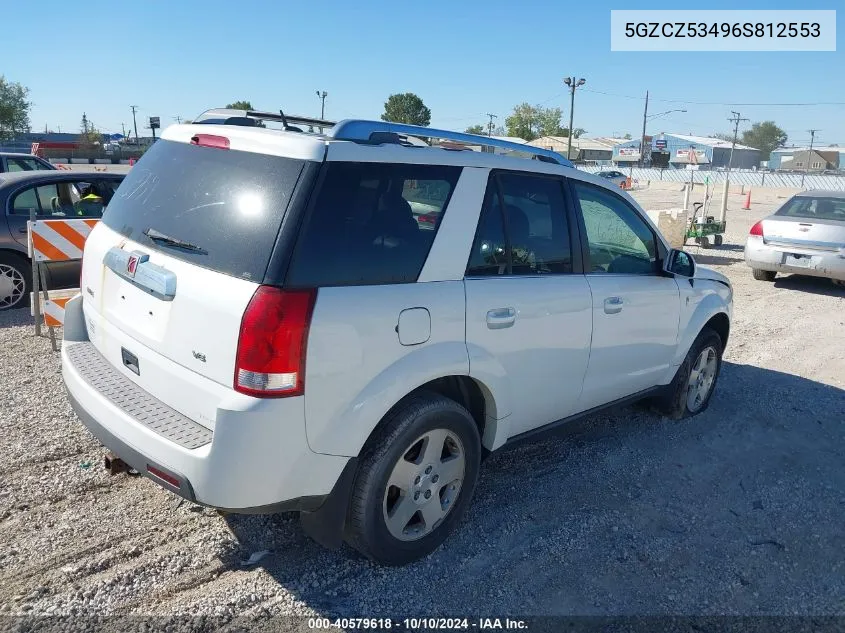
[61, 112, 733, 565]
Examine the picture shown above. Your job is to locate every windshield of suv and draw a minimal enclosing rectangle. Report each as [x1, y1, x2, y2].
[101, 139, 306, 281]
[776, 196, 845, 222]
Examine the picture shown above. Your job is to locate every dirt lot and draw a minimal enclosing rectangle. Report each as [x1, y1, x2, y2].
[1, 185, 843, 622]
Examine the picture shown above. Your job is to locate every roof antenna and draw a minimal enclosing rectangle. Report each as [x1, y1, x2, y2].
[278, 109, 290, 130]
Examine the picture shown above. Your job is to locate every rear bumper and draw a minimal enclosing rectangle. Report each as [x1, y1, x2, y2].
[61, 295, 351, 513]
[744, 237, 845, 281]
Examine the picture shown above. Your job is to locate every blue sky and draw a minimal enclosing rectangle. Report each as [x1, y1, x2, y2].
[7, 0, 844, 146]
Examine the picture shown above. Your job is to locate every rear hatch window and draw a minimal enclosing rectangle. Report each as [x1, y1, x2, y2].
[101, 139, 306, 281]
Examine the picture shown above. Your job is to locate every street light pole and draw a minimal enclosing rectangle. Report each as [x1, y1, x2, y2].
[316, 91, 327, 119]
[563, 76, 586, 161]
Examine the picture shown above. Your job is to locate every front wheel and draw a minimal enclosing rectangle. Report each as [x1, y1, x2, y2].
[0, 253, 31, 311]
[345, 391, 481, 566]
[653, 328, 723, 420]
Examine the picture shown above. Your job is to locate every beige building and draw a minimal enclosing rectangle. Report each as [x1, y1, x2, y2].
[527, 136, 628, 163]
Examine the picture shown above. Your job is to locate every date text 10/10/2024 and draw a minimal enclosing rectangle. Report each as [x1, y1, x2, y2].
[307, 618, 529, 630]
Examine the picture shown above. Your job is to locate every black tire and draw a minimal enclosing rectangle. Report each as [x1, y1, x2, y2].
[752, 268, 776, 282]
[653, 328, 723, 420]
[699, 236, 711, 249]
[714, 234, 724, 246]
[345, 391, 481, 566]
[0, 252, 32, 311]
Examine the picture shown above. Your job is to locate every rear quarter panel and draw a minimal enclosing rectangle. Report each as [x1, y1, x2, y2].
[304, 281, 469, 457]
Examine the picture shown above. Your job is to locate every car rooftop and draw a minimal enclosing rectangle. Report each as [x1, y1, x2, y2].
[0, 170, 122, 185]
[795, 190, 845, 199]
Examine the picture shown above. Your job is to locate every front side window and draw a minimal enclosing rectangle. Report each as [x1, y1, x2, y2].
[467, 172, 572, 276]
[287, 162, 461, 287]
[572, 181, 657, 275]
[6, 157, 52, 172]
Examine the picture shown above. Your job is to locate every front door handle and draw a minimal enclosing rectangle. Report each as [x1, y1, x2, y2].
[603, 296, 623, 314]
[486, 307, 516, 329]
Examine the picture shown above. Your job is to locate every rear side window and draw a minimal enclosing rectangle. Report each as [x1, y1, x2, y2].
[286, 162, 461, 287]
[467, 172, 572, 276]
[101, 140, 306, 281]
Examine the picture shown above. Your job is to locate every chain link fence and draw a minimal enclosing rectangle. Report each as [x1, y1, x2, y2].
[578, 165, 845, 191]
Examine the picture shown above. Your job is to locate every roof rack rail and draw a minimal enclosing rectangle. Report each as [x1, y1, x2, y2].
[328, 120, 573, 166]
[192, 108, 335, 130]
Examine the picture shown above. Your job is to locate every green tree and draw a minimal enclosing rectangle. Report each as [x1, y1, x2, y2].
[0, 76, 31, 141]
[226, 100, 254, 110]
[741, 121, 787, 160]
[623, 133, 632, 140]
[381, 93, 431, 126]
[465, 124, 485, 135]
[505, 103, 569, 141]
[571, 127, 586, 139]
[79, 113, 101, 145]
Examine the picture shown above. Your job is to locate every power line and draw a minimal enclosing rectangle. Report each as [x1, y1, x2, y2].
[581, 88, 845, 107]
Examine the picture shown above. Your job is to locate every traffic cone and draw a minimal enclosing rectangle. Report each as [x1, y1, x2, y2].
[742, 189, 751, 210]
[129, 158, 135, 167]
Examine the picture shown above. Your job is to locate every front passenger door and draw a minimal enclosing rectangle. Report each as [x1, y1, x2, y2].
[570, 180, 681, 411]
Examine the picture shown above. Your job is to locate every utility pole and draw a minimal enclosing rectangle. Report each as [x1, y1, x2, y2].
[802, 129, 819, 187]
[316, 91, 327, 119]
[639, 90, 649, 167]
[720, 110, 749, 222]
[563, 76, 586, 161]
[121, 122, 127, 137]
[485, 113, 498, 137]
[130, 105, 139, 144]
[174, 116, 183, 124]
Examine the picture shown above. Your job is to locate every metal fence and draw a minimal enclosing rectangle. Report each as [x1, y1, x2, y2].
[577, 166, 845, 191]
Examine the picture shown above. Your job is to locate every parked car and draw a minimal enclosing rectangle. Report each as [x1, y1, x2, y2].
[61, 117, 733, 565]
[596, 170, 627, 187]
[744, 190, 845, 286]
[0, 152, 55, 173]
[0, 171, 125, 310]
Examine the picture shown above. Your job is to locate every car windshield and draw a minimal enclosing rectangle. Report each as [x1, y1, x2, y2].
[776, 196, 845, 222]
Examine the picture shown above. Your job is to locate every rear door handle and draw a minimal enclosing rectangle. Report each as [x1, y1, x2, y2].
[486, 307, 516, 329]
[603, 296, 623, 314]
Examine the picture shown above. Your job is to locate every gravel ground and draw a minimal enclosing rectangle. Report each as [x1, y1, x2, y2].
[1, 185, 844, 623]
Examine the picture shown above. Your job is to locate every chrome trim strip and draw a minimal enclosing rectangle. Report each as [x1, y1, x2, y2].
[104, 247, 177, 300]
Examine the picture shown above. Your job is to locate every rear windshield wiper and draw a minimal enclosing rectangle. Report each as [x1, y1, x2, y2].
[143, 228, 207, 254]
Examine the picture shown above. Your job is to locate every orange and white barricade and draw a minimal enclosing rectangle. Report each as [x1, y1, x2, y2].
[27, 214, 99, 349]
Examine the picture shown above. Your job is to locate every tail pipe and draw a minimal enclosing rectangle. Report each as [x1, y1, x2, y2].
[104, 452, 130, 475]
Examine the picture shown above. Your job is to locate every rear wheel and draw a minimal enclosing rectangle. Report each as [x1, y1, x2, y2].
[653, 328, 723, 420]
[0, 253, 31, 311]
[752, 269, 776, 282]
[345, 391, 481, 566]
[695, 236, 711, 249]
[714, 234, 724, 246]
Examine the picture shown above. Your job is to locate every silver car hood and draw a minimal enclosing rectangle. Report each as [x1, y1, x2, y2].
[694, 264, 730, 287]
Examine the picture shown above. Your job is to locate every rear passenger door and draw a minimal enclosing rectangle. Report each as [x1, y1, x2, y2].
[464, 171, 592, 438]
[290, 161, 469, 456]
[569, 180, 681, 410]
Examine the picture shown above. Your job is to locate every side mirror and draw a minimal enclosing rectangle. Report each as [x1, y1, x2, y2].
[664, 248, 695, 278]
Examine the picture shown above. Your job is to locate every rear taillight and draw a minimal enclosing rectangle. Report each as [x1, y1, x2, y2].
[749, 221, 764, 237]
[234, 286, 316, 398]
